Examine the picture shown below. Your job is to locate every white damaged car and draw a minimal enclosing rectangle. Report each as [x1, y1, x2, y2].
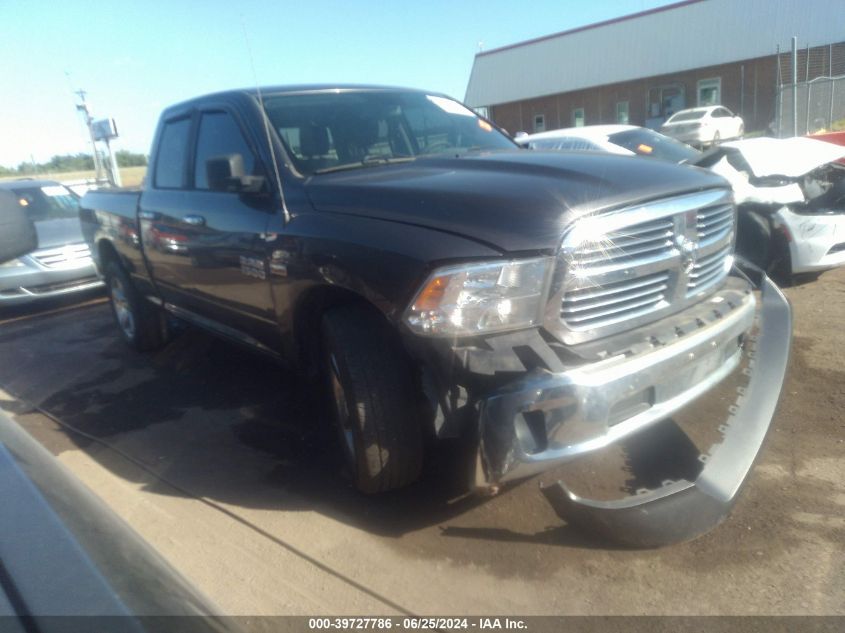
[693, 137, 845, 282]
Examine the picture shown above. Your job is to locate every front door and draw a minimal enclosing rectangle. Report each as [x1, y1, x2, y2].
[141, 109, 277, 347]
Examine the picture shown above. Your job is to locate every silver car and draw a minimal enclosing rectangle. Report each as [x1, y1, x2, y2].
[0, 179, 103, 306]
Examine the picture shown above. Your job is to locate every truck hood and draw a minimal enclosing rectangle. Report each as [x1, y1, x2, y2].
[304, 151, 728, 252]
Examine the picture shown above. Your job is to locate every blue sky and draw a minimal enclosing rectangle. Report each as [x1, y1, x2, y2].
[0, 0, 670, 167]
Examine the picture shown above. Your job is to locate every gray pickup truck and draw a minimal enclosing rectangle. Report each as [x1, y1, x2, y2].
[80, 85, 792, 546]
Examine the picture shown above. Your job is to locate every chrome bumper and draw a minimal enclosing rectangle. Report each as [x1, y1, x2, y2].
[478, 278, 757, 485]
[0, 278, 104, 305]
[540, 274, 791, 547]
[476, 270, 791, 545]
[0, 260, 103, 306]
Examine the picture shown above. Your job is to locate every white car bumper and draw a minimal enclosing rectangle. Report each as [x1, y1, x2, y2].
[776, 206, 845, 273]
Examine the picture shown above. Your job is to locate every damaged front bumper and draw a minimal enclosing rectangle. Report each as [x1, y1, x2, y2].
[776, 206, 845, 273]
[476, 271, 791, 546]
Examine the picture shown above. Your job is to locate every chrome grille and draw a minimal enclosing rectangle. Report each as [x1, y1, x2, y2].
[30, 243, 93, 270]
[697, 204, 734, 242]
[687, 245, 731, 293]
[552, 189, 735, 344]
[571, 218, 674, 268]
[561, 271, 670, 329]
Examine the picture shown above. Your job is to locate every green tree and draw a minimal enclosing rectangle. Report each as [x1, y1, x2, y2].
[115, 150, 148, 167]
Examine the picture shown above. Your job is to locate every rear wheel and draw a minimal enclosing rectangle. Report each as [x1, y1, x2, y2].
[104, 260, 168, 351]
[321, 304, 424, 494]
[712, 130, 721, 146]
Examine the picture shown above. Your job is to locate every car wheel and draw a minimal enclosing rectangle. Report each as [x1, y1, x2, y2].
[712, 131, 721, 146]
[321, 304, 423, 494]
[104, 260, 168, 351]
[737, 123, 745, 138]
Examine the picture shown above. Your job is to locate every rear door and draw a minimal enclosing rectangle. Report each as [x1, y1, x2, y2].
[140, 108, 278, 347]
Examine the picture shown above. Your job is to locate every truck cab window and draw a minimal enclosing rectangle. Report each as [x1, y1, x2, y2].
[154, 118, 191, 189]
[194, 112, 257, 190]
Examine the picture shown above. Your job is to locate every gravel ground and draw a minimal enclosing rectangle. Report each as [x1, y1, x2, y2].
[0, 268, 842, 616]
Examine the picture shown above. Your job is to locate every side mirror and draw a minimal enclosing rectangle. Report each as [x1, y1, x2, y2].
[0, 190, 37, 263]
[206, 154, 265, 193]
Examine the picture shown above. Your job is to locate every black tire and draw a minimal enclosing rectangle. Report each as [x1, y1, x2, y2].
[321, 304, 423, 494]
[712, 131, 721, 146]
[104, 259, 168, 352]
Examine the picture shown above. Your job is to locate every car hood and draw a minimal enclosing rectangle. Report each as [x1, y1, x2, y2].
[716, 137, 845, 178]
[304, 151, 727, 253]
[34, 218, 85, 250]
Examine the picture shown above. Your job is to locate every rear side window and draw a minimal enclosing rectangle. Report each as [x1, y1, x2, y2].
[194, 112, 257, 190]
[154, 119, 191, 189]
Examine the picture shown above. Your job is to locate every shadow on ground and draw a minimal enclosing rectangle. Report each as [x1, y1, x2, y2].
[0, 300, 777, 552]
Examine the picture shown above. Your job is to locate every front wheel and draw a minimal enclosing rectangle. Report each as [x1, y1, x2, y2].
[104, 260, 168, 351]
[321, 304, 423, 494]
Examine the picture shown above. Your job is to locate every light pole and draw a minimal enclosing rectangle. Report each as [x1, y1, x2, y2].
[74, 90, 105, 182]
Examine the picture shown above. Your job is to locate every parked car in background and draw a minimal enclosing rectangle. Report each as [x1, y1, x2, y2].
[0, 179, 103, 307]
[694, 136, 845, 281]
[660, 106, 744, 147]
[515, 124, 701, 163]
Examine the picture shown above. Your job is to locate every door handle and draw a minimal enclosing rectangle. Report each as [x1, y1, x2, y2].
[182, 215, 206, 226]
[139, 210, 160, 221]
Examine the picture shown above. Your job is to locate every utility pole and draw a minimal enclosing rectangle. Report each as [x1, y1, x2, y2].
[791, 37, 798, 137]
[74, 90, 105, 181]
[103, 135, 122, 187]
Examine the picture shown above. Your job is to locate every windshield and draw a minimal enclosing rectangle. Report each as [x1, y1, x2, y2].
[667, 110, 706, 122]
[11, 184, 80, 221]
[263, 91, 516, 175]
[607, 128, 701, 163]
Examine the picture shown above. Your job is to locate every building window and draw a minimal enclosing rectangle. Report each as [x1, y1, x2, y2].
[616, 101, 629, 124]
[572, 108, 585, 127]
[533, 114, 545, 132]
[697, 78, 721, 106]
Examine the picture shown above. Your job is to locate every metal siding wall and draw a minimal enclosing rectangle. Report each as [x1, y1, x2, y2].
[465, 0, 845, 107]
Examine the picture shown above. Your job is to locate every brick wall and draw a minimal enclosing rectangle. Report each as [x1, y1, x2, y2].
[490, 52, 787, 135]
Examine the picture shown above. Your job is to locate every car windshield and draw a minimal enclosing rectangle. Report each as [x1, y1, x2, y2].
[667, 110, 706, 122]
[11, 184, 80, 221]
[607, 128, 701, 163]
[262, 91, 516, 175]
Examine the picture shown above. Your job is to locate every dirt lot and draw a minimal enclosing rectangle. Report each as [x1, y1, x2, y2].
[0, 268, 842, 616]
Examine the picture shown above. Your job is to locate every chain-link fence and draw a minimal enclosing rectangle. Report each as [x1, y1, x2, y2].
[776, 76, 845, 136]
[774, 42, 845, 136]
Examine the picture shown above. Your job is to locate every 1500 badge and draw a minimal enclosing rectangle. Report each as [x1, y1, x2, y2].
[239, 255, 266, 280]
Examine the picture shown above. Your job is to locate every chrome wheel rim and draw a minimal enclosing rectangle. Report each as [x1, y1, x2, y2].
[329, 353, 356, 464]
[110, 276, 136, 340]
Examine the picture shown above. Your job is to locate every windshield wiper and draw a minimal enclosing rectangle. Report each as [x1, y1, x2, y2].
[314, 156, 416, 174]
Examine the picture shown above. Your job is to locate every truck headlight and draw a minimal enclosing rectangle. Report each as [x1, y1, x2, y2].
[404, 257, 553, 336]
